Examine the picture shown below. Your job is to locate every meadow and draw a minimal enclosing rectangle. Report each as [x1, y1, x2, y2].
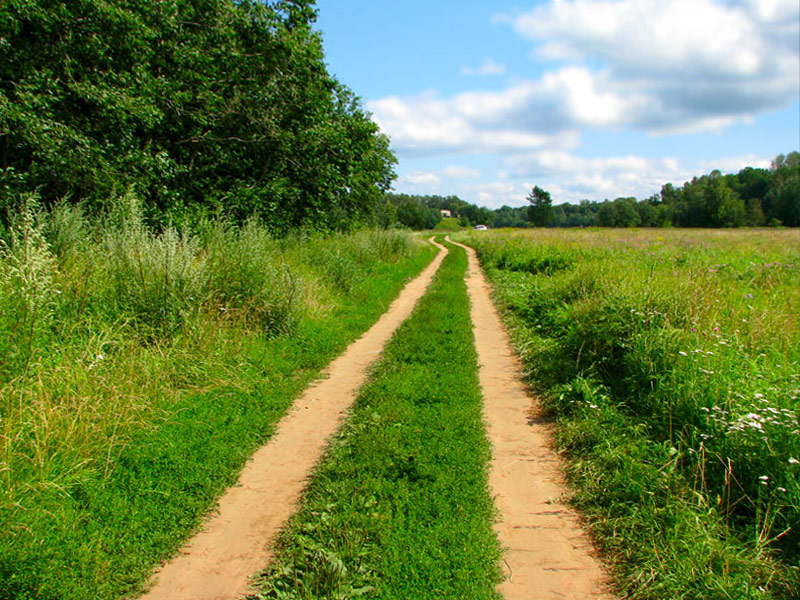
[456, 228, 800, 599]
[0, 194, 434, 600]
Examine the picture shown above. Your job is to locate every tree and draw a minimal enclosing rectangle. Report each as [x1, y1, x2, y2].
[596, 201, 615, 227]
[764, 152, 800, 226]
[612, 197, 642, 227]
[387, 195, 442, 230]
[527, 186, 553, 227]
[0, 0, 396, 232]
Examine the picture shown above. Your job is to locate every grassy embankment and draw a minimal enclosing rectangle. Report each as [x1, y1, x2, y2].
[0, 194, 436, 600]
[433, 217, 464, 232]
[457, 228, 800, 599]
[252, 239, 503, 600]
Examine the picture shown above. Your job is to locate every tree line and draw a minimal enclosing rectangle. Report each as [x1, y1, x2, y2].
[530, 152, 799, 228]
[377, 193, 519, 230]
[1, 0, 394, 233]
[2, 1, 795, 233]
[385, 153, 798, 231]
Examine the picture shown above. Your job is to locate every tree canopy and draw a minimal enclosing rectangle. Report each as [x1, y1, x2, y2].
[1, 0, 395, 232]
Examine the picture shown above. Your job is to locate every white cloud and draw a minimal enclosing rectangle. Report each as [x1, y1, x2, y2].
[743, 0, 799, 25]
[370, 0, 798, 157]
[501, 0, 797, 78]
[400, 171, 442, 187]
[698, 154, 772, 173]
[497, 0, 799, 128]
[396, 166, 480, 192]
[461, 58, 507, 76]
[442, 165, 481, 178]
[472, 181, 531, 207]
[367, 90, 581, 155]
[505, 151, 690, 202]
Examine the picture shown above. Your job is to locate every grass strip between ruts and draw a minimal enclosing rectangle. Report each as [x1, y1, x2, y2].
[252, 239, 503, 600]
[0, 244, 437, 600]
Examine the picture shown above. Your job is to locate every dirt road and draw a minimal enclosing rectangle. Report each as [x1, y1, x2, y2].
[450, 237, 611, 600]
[140, 237, 611, 600]
[140, 239, 447, 600]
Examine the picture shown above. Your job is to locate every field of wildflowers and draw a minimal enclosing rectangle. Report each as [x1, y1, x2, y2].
[457, 228, 799, 599]
[0, 194, 433, 599]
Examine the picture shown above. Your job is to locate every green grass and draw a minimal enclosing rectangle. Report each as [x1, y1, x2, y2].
[433, 217, 463, 232]
[0, 196, 437, 600]
[455, 228, 800, 600]
[252, 239, 503, 600]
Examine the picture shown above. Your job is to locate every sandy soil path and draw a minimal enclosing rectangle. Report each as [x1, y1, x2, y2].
[140, 239, 447, 600]
[450, 238, 612, 600]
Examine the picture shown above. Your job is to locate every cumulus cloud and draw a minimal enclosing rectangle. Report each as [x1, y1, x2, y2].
[698, 154, 772, 173]
[461, 58, 507, 76]
[368, 90, 581, 155]
[506, 151, 690, 202]
[471, 181, 532, 207]
[497, 0, 799, 131]
[395, 166, 480, 195]
[503, 0, 769, 76]
[400, 171, 442, 187]
[369, 0, 798, 155]
[443, 165, 481, 178]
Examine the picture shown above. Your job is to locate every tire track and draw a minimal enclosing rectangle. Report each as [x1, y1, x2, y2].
[450, 237, 612, 600]
[140, 239, 447, 600]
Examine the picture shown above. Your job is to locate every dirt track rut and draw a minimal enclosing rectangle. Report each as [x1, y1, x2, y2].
[140, 239, 447, 600]
[450, 237, 611, 600]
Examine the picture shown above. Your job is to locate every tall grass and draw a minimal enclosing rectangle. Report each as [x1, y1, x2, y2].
[457, 228, 800, 599]
[0, 193, 432, 600]
[0, 194, 56, 379]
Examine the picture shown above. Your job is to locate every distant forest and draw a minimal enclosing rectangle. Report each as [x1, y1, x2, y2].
[386, 152, 799, 230]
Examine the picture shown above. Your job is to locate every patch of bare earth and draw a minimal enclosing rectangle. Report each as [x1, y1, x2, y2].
[139, 239, 447, 600]
[451, 238, 613, 600]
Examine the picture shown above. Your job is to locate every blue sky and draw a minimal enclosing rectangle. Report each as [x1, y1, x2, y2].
[315, 0, 800, 209]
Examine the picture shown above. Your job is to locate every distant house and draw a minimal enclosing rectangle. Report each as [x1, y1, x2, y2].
[440, 209, 452, 218]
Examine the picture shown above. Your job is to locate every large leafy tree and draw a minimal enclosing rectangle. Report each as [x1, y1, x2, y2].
[0, 0, 395, 231]
[765, 152, 800, 226]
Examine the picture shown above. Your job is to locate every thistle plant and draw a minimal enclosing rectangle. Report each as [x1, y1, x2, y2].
[0, 193, 56, 378]
[101, 190, 206, 338]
